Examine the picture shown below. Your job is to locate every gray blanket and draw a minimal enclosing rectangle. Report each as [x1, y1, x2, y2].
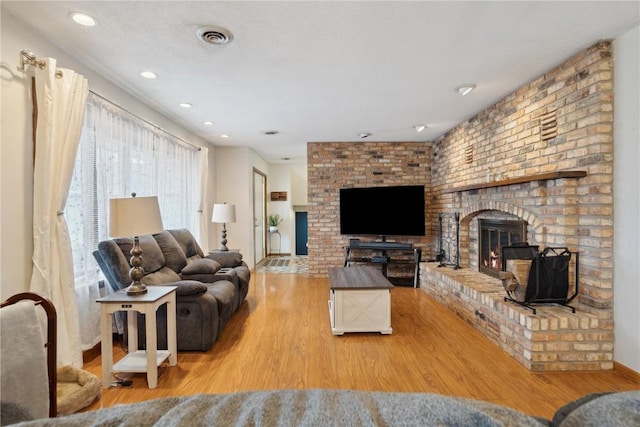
[14, 389, 547, 426]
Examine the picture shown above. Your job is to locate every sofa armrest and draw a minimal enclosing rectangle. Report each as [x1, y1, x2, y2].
[205, 252, 243, 268]
[204, 268, 239, 287]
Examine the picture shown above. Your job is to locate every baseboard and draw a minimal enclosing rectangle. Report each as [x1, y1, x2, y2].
[82, 342, 101, 364]
[614, 362, 640, 380]
[83, 333, 122, 364]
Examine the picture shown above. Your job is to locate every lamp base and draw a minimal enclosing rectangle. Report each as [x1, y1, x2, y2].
[218, 223, 229, 252]
[127, 236, 147, 295]
[125, 281, 148, 295]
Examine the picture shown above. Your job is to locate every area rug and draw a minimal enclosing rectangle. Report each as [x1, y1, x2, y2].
[256, 256, 308, 274]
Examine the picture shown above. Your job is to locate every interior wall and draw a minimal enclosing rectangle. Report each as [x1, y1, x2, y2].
[613, 24, 640, 373]
[290, 163, 309, 208]
[214, 146, 269, 267]
[267, 165, 293, 254]
[0, 11, 215, 299]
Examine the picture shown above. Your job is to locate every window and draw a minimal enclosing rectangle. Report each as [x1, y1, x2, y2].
[66, 94, 202, 349]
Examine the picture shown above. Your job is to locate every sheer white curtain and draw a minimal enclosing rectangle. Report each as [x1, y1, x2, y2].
[68, 94, 202, 346]
[30, 58, 88, 368]
[198, 146, 210, 251]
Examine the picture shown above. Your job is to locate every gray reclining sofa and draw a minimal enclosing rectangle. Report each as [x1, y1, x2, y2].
[94, 228, 250, 351]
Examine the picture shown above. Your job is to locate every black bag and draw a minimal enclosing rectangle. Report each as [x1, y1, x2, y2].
[526, 247, 571, 302]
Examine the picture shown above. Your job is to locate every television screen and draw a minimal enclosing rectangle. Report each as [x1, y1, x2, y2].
[339, 185, 426, 237]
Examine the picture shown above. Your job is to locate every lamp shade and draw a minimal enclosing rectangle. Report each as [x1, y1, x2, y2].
[211, 203, 236, 223]
[109, 196, 164, 238]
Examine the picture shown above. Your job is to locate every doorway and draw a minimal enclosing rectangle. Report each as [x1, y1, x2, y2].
[295, 211, 308, 255]
[253, 168, 267, 267]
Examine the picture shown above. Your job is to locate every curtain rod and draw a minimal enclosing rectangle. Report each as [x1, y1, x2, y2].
[19, 49, 199, 151]
[19, 49, 63, 78]
[88, 90, 201, 151]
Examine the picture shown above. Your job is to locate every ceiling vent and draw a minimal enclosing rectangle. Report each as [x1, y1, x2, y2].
[196, 26, 234, 45]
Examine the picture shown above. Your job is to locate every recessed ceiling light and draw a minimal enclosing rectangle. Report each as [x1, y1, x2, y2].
[456, 84, 476, 96]
[178, 102, 192, 108]
[220, 134, 230, 138]
[203, 121, 214, 126]
[414, 125, 427, 132]
[69, 12, 97, 27]
[140, 71, 157, 79]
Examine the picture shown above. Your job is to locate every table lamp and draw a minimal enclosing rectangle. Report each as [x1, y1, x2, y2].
[211, 203, 236, 251]
[109, 193, 164, 295]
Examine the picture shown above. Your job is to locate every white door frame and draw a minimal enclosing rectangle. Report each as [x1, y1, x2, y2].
[252, 168, 267, 267]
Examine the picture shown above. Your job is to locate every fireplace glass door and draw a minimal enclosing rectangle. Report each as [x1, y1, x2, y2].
[478, 219, 527, 277]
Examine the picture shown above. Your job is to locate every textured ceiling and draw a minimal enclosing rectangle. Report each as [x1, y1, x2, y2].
[3, 1, 638, 163]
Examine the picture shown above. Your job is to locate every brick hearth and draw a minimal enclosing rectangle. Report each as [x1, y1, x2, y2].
[420, 264, 613, 371]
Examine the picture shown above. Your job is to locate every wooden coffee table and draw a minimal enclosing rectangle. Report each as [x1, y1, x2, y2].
[328, 266, 393, 335]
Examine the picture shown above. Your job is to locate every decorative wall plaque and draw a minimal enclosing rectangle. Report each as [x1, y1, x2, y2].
[270, 191, 287, 201]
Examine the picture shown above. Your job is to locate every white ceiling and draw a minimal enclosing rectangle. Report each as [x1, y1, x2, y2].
[3, 1, 638, 163]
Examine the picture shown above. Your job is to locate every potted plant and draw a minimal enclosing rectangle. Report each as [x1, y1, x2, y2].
[268, 214, 283, 232]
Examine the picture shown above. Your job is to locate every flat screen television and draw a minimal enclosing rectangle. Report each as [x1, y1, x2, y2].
[339, 185, 426, 237]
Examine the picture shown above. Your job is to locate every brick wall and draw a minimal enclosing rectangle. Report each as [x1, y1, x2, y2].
[307, 142, 432, 276]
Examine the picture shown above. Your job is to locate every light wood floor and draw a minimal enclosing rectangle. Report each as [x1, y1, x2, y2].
[82, 271, 639, 420]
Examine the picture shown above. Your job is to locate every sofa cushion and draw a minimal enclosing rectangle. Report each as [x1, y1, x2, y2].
[96, 241, 132, 291]
[182, 258, 221, 275]
[206, 252, 243, 268]
[153, 231, 188, 273]
[141, 267, 182, 286]
[168, 229, 204, 259]
[115, 235, 166, 274]
[164, 281, 208, 296]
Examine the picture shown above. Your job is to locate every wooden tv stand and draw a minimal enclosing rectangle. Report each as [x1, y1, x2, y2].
[343, 240, 421, 288]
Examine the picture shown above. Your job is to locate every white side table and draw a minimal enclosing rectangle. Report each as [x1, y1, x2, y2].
[97, 286, 177, 389]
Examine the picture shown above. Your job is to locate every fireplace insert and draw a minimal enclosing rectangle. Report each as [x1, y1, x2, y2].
[478, 219, 526, 277]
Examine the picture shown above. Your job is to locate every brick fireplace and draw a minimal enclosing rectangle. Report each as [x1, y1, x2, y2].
[423, 41, 614, 371]
[307, 41, 614, 371]
[423, 173, 613, 371]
